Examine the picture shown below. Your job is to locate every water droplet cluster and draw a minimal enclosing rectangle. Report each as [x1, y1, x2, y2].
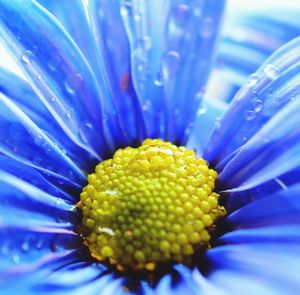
[80, 139, 225, 271]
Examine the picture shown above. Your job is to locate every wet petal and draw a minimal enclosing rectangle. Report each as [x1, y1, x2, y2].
[87, 1, 145, 145]
[0, 91, 85, 187]
[206, 244, 300, 294]
[0, 67, 99, 173]
[122, 0, 225, 143]
[2, 249, 124, 295]
[225, 184, 300, 227]
[36, 0, 95, 67]
[187, 97, 227, 155]
[0, 228, 80, 274]
[218, 98, 300, 191]
[204, 36, 300, 171]
[208, 1, 300, 102]
[0, 0, 111, 158]
[219, 225, 300, 244]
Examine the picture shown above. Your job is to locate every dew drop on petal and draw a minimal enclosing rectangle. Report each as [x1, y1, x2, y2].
[154, 72, 163, 86]
[12, 254, 20, 264]
[162, 51, 181, 76]
[137, 35, 152, 51]
[79, 123, 94, 143]
[264, 64, 280, 80]
[246, 74, 259, 88]
[246, 110, 256, 121]
[21, 50, 34, 64]
[254, 99, 263, 112]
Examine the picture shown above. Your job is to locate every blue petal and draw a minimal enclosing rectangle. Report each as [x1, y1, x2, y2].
[0, 68, 99, 174]
[208, 269, 282, 295]
[0, 170, 77, 227]
[219, 225, 300, 244]
[211, 2, 300, 103]
[0, 91, 85, 187]
[187, 97, 227, 155]
[1, 249, 124, 295]
[225, 185, 300, 227]
[206, 244, 300, 294]
[0, 227, 81, 274]
[121, 0, 225, 143]
[36, 0, 95, 69]
[0, 0, 115, 157]
[0, 155, 73, 202]
[204, 36, 300, 175]
[87, 1, 145, 144]
[218, 98, 300, 191]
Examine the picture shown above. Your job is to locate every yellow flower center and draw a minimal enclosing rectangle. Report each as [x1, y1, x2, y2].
[79, 139, 225, 271]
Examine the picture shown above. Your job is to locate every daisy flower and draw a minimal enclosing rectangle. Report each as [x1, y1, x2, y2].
[0, 1, 300, 294]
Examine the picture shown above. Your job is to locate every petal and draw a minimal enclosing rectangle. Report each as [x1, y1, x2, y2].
[225, 185, 300, 227]
[87, 1, 145, 144]
[208, 1, 300, 103]
[187, 97, 227, 155]
[0, 155, 73, 202]
[0, 68, 98, 173]
[0, 170, 77, 228]
[0, 91, 85, 187]
[218, 98, 300, 191]
[121, 0, 225, 143]
[219, 225, 300, 244]
[0, 227, 81, 274]
[204, 36, 300, 172]
[206, 244, 300, 294]
[36, 0, 95, 67]
[2, 249, 124, 295]
[0, 0, 114, 157]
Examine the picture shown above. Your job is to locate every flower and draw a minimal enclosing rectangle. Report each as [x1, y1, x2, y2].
[0, 0, 300, 294]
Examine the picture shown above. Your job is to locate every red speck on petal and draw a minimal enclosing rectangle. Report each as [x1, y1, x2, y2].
[120, 73, 130, 91]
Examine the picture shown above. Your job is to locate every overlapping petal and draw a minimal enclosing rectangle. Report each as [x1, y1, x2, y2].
[205, 39, 300, 198]
[208, 1, 300, 103]
[122, 0, 225, 143]
[206, 244, 300, 294]
[0, 0, 114, 157]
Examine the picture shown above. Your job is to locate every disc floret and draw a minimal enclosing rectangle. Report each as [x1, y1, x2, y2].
[80, 139, 225, 271]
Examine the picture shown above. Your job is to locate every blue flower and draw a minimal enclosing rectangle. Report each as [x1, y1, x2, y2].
[0, 0, 300, 294]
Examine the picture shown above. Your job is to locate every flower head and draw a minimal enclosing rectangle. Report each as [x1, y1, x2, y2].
[0, 0, 300, 294]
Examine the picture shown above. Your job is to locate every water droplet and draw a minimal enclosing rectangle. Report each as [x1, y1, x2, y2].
[121, 0, 132, 16]
[134, 12, 142, 22]
[215, 118, 221, 129]
[162, 51, 181, 76]
[21, 50, 34, 64]
[154, 72, 163, 86]
[174, 4, 191, 25]
[194, 91, 204, 102]
[264, 64, 280, 80]
[36, 238, 44, 249]
[79, 123, 94, 143]
[12, 254, 20, 264]
[21, 241, 29, 252]
[198, 105, 207, 115]
[246, 74, 259, 88]
[254, 100, 263, 112]
[33, 157, 42, 165]
[142, 100, 151, 112]
[137, 35, 152, 51]
[34, 134, 44, 146]
[246, 110, 256, 121]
